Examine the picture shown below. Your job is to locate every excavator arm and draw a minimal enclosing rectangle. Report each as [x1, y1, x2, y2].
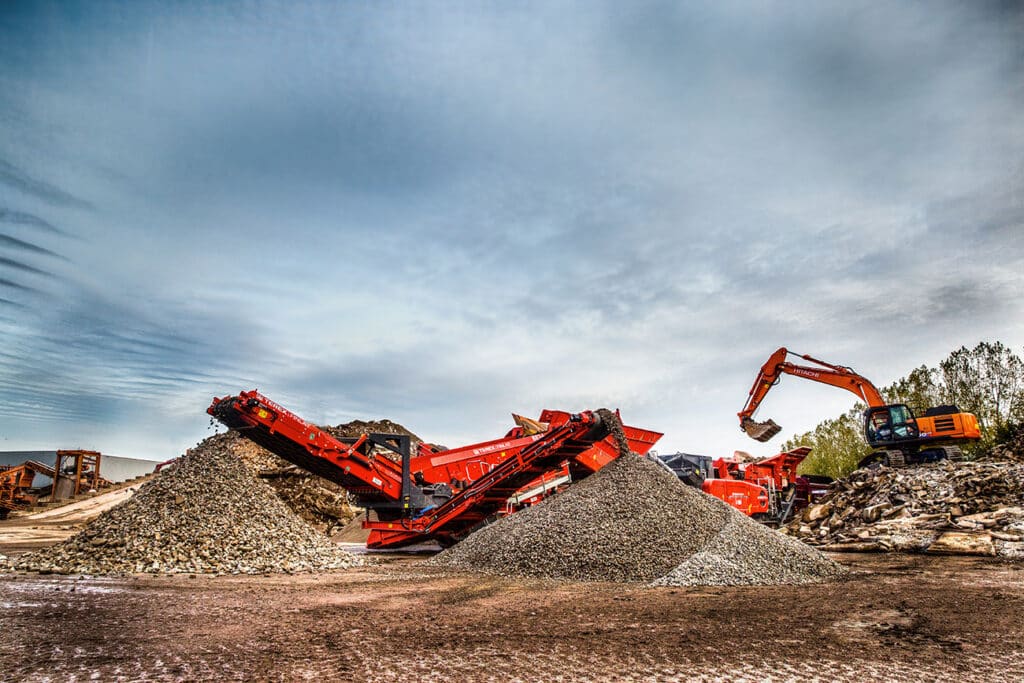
[738, 347, 886, 442]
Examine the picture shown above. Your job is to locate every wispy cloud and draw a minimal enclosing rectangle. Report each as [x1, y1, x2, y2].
[0, 234, 67, 260]
[0, 208, 67, 236]
[0, 159, 92, 210]
[0, 255, 53, 277]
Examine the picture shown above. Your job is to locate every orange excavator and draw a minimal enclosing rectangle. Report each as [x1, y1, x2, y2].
[738, 347, 981, 468]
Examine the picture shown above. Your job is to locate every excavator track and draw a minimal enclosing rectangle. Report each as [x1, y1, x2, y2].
[884, 450, 906, 468]
[943, 445, 965, 462]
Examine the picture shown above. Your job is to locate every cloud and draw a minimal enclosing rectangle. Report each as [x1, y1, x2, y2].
[0, 1, 1020, 458]
[0, 208, 67, 236]
[0, 255, 53, 277]
[0, 159, 92, 210]
[0, 233, 67, 260]
[0, 276, 37, 293]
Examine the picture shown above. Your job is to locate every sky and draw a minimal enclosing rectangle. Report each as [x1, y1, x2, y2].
[0, 1, 1021, 461]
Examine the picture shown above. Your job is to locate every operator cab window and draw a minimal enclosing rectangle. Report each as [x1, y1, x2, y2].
[888, 405, 917, 438]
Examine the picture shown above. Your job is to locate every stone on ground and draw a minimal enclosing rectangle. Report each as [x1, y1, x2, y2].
[7, 436, 362, 575]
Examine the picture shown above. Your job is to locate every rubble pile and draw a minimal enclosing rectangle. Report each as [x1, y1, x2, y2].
[431, 453, 845, 585]
[6, 437, 363, 575]
[220, 417, 425, 534]
[219, 432, 357, 534]
[785, 459, 1024, 559]
[982, 426, 1024, 463]
[323, 419, 427, 462]
[323, 418, 422, 444]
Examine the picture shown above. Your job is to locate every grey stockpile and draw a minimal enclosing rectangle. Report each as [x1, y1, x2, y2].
[430, 453, 845, 585]
[654, 513, 845, 586]
[7, 437, 362, 575]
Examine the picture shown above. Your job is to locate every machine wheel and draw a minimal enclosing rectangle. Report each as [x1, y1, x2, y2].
[884, 450, 906, 468]
[943, 445, 965, 462]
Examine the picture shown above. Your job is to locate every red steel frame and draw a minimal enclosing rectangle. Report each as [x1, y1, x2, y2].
[209, 390, 661, 548]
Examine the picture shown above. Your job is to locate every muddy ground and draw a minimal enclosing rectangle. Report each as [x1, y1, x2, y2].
[2, 550, 1023, 682]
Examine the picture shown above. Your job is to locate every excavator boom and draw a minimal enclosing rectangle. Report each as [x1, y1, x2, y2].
[738, 347, 886, 442]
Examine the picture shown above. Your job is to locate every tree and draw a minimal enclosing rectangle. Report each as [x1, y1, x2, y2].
[940, 342, 1024, 441]
[882, 365, 942, 415]
[784, 407, 871, 479]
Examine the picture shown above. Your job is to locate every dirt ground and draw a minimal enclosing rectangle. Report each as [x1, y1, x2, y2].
[0, 482, 147, 555]
[2, 549, 1023, 682]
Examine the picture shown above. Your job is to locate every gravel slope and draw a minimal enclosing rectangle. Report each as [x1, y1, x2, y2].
[431, 453, 845, 585]
[5, 437, 362, 575]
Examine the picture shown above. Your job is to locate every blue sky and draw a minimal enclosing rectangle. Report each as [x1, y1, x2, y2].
[1, 1, 1022, 460]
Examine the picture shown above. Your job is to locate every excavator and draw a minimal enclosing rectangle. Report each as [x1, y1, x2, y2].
[738, 347, 981, 468]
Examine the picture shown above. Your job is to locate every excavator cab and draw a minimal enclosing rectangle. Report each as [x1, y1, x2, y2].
[863, 404, 919, 447]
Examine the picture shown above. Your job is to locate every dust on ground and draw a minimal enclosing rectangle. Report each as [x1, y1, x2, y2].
[1, 552, 1022, 682]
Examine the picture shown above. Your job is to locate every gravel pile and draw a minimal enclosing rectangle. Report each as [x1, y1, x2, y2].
[786, 459, 1024, 558]
[6, 437, 363, 575]
[430, 452, 845, 585]
[654, 514, 845, 586]
[220, 432, 357, 534]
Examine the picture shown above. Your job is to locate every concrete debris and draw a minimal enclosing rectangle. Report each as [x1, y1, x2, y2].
[225, 429, 357, 534]
[926, 531, 996, 557]
[784, 457, 1024, 559]
[5, 436, 362, 575]
[322, 418, 424, 448]
[982, 426, 1024, 463]
[431, 453, 845, 586]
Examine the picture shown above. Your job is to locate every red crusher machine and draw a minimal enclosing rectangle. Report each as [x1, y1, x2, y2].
[208, 390, 662, 549]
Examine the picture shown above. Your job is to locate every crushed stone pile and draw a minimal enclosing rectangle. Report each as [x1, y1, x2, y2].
[5, 437, 363, 575]
[323, 418, 424, 450]
[785, 458, 1024, 559]
[430, 452, 845, 585]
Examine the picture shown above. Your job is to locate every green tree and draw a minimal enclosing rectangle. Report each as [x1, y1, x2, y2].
[783, 407, 871, 479]
[940, 341, 1024, 443]
[882, 365, 942, 415]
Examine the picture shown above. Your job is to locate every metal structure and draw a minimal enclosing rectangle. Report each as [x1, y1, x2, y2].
[209, 390, 662, 549]
[53, 450, 104, 500]
[0, 460, 54, 518]
[656, 448, 831, 525]
[738, 347, 982, 468]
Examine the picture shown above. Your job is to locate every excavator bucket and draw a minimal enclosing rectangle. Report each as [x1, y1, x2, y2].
[741, 417, 782, 442]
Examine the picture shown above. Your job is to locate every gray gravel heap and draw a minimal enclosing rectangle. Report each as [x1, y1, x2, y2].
[430, 452, 845, 585]
[7, 437, 362, 575]
[654, 513, 844, 586]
